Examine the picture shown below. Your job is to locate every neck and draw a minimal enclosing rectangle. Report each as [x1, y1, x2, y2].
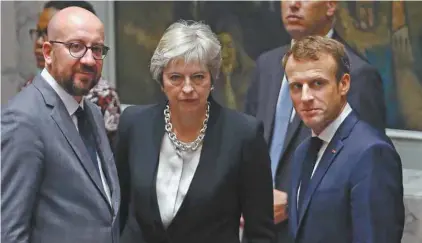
[74, 96, 83, 104]
[293, 25, 333, 41]
[170, 103, 208, 143]
[313, 100, 346, 135]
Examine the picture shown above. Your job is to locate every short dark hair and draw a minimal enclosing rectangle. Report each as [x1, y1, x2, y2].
[43, 1, 96, 15]
[282, 35, 351, 81]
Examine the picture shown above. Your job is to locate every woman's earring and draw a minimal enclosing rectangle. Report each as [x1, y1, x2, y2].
[211, 85, 215, 91]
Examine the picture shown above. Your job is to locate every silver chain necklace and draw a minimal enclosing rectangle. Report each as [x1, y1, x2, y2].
[164, 102, 210, 152]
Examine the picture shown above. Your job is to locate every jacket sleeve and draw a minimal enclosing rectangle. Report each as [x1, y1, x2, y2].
[1, 108, 44, 243]
[350, 144, 404, 243]
[240, 121, 276, 243]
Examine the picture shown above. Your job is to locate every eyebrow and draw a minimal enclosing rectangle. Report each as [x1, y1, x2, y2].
[310, 77, 330, 82]
[192, 72, 206, 75]
[64, 38, 105, 44]
[165, 71, 206, 75]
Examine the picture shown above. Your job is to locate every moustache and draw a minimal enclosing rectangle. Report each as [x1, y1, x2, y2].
[78, 65, 96, 75]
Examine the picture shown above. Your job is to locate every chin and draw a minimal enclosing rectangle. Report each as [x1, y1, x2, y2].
[303, 118, 321, 130]
[286, 28, 307, 39]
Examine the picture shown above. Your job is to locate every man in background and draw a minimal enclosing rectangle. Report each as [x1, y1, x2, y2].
[244, 1, 386, 242]
[23, 1, 121, 151]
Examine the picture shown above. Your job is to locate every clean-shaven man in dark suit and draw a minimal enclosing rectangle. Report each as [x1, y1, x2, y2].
[285, 35, 404, 243]
[244, 1, 386, 242]
[1, 7, 120, 243]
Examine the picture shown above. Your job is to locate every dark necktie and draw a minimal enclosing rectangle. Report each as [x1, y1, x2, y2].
[75, 107, 100, 175]
[298, 136, 323, 212]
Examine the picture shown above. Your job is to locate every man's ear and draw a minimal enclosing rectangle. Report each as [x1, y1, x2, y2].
[326, 1, 337, 18]
[42, 41, 53, 65]
[339, 73, 350, 96]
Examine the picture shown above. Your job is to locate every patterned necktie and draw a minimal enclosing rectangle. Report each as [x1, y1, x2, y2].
[75, 107, 99, 174]
[298, 136, 323, 212]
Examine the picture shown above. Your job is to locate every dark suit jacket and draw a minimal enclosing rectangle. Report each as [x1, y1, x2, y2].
[289, 111, 404, 243]
[1, 75, 120, 243]
[116, 99, 275, 243]
[243, 31, 386, 242]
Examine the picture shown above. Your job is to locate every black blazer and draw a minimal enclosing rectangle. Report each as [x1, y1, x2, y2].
[243, 31, 386, 243]
[116, 99, 275, 243]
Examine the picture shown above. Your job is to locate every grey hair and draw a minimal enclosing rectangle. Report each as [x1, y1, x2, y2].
[150, 20, 222, 84]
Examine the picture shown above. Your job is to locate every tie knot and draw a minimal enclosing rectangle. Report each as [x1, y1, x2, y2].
[74, 107, 85, 119]
[310, 136, 323, 152]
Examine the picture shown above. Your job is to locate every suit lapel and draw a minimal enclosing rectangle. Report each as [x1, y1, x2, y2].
[141, 104, 166, 232]
[85, 102, 119, 210]
[289, 139, 310, 236]
[297, 112, 359, 230]
[167, 99, 223, 233]
[33, 76, 111, 206]
[281, 113, 302, 156]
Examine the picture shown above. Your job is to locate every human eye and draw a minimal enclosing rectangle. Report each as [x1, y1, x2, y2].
[290, 82, 302, 92]
[192, 74, 205, 84]
[311, 79, 325, 88]
[69, 42, 85, 53]
[91, 45, 104, 54]
[168, 74, 183, 85]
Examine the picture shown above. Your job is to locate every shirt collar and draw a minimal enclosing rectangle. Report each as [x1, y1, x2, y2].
[41, 68, 84, 116]
[312, 103, 352, 143]
[291, 28, 334, 47]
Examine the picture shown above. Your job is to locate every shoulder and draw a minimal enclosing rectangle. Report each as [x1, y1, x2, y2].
[2, 87, 45, 136]
[218, 106, 263, 138]
[119, 103, 160, 127]
[2, 84, 44, 118]
[336, 36, 380, 76]
[350, 121, 395, 151]
[347, 121, 401, 180]
[256, 45, 289, 65]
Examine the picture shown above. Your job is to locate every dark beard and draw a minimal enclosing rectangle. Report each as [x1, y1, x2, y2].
[60, 74, 99, 97]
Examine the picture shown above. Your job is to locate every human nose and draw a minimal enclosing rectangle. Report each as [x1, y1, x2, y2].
[181, 78, 194, 93]
[80, 48, 96, 66]
[301, 84, 314, 102]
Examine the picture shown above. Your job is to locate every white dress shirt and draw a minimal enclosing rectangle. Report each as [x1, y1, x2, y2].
[297, 103, 352, 205]
[42, 69, 112, 205]
[156, 135, 202, 228]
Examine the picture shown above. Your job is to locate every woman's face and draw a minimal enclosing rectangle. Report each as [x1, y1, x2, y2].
[161, 59, 212, 114]
[218, 32, 236, 74]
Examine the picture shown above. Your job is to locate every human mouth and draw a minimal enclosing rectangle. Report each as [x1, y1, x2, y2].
[79, 72, 95, 77]
[301, 108, 320, 115]
[287, 14, 303, 22]
[181, 99, 198, 103]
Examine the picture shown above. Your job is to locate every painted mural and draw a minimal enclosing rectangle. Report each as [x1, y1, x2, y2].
[115, 1, 422, 131]
[336, 1, 422, 131]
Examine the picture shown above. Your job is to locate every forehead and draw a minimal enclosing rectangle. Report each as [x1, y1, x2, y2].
[285, 54, 336, 81]
[164, 59, 208, 74]
[61, 16, 104, 43]
[218, 33, 233, 43]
